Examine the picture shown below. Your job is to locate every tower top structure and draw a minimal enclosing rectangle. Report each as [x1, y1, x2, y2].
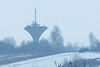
[35, 7, 37, 23]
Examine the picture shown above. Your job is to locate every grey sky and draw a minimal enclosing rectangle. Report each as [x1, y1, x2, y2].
[0, 0, 100, 45]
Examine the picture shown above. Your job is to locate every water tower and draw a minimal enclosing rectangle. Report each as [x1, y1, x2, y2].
[24, 8, 48, 44]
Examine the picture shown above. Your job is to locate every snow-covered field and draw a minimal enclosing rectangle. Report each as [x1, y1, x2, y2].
[1, 52, 100, 67]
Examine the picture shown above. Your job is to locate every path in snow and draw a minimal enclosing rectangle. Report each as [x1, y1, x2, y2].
[1, 52, 100, 67]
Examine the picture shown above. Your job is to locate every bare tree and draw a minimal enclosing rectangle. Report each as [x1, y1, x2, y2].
[50, 26, 64, 52]
[89, 32, 97, 50]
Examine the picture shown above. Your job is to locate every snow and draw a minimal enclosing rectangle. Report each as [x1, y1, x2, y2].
[80, 52, 100, 59]
[1, 52, 100, 67]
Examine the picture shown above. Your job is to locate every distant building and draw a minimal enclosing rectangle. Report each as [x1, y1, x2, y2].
[24, 8, 48, 43]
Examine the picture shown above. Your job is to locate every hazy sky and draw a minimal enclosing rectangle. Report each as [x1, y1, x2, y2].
[0, 0, 100, 46]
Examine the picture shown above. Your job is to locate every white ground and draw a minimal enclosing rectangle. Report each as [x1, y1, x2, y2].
[1, 52, 100, 67]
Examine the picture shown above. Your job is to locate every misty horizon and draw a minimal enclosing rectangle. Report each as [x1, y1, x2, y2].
[0, 0, 100, 46]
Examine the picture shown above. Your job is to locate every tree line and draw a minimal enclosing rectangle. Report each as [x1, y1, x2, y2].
[0, 26, 100, 55]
